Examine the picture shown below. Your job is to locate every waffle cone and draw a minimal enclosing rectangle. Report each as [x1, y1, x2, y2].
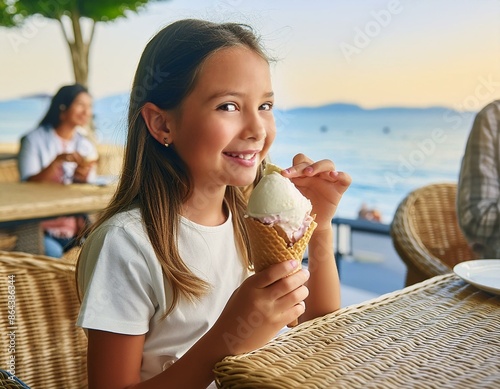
[245, 217, 317, 327]
[245, 217, 317, 273]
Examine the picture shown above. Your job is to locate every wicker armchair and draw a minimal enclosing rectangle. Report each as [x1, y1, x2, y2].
[0, 251, 87, 388]
[391, 183, 477, 286]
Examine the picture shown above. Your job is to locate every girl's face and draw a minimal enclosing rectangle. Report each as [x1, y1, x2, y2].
[60, 92, 92, 128]
[169, 46, 276, 192]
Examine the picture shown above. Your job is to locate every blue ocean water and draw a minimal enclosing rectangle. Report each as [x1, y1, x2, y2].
[0, 95, 475, 223]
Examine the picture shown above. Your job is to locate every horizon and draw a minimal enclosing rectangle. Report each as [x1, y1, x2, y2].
[0, 91, 479, 114]
[1, 0, 500, 111]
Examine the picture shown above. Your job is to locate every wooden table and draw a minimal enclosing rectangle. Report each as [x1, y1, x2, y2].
[214, 273, 500, 388]
[0, 182, 115, 253]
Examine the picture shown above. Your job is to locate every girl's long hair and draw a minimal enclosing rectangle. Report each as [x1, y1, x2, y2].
[78, 19, 270, 315]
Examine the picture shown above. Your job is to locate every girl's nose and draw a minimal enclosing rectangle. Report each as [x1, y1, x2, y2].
[244, 112, 268, 141]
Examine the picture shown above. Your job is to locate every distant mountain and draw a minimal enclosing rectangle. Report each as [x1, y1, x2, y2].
[20, 93, 52, 100]
[287, 103, 364, 114]
[363, 105, 468, 115]
[286, 102, 471, 115]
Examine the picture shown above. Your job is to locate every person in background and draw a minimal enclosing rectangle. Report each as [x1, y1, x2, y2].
[76, 19, 351, 389]
[17, 83, 98, 258]
[357, 203, 382, 223]
[457, 100, 500, 259]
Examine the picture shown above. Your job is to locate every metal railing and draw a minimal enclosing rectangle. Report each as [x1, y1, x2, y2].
[332, 217, 390, 259]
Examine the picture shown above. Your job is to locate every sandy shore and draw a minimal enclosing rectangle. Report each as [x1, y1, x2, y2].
[0, 142, 18, 156]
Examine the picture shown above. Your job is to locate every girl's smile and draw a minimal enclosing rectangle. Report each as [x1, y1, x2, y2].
[222, 150, 259, 167]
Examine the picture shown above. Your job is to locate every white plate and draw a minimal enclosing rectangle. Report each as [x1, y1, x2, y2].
[90, 175, 118, 186]
[453, 259, 500, 295]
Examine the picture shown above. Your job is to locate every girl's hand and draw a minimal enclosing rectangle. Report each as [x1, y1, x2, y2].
[282, 153, 352, 231]
[211, 260, 310, 355]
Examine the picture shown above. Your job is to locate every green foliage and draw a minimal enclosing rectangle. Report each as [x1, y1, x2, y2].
[0, 0, 28, 26]
[0, 0, 158, 26]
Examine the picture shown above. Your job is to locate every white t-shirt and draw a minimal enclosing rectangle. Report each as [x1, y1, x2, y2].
[77, 208, 250, 381]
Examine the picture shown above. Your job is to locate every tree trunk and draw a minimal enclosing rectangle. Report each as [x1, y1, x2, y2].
[58, 10, 95, 87]
[69, 10, 94, 86]
[57, 11, 97, 140]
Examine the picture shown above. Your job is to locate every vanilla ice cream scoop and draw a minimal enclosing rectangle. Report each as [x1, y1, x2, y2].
[247, 164, 313, 243]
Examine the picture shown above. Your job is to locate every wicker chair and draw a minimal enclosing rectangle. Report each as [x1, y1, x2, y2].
[0, 251, 87, 388]
[391, 183, 477, 286]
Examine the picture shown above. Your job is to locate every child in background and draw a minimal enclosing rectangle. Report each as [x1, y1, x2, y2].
[76, 19, 351, 389]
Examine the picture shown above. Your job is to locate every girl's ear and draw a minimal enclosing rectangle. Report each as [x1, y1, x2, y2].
[141, 102, 172, 144]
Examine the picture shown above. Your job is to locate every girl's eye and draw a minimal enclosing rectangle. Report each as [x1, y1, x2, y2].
[260, 102, 273, 111]
[218, 103, 238, 112]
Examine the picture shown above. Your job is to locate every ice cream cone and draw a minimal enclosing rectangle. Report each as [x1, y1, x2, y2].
[245, 216, 317, 327]
[245, 217, 317, 273]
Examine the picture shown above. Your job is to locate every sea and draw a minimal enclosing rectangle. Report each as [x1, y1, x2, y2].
[0, 94, 476, 223]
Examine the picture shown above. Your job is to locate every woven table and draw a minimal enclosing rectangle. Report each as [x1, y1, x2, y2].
[0, 182, 115, 253]
[214, 274, 500, 388]
[0, 182, 115, 222]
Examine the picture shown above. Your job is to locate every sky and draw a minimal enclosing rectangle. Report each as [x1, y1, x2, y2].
[1, 0, 500, 110]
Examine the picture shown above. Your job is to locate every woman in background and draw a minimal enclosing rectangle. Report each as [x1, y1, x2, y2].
[18, 83, 98, 258]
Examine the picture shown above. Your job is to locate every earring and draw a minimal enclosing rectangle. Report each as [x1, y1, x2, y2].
[163, 138, 169, 148]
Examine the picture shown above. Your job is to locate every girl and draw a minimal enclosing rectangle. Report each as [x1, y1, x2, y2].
[76, 19, 351, 389]
[18, 84, 98, 257]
